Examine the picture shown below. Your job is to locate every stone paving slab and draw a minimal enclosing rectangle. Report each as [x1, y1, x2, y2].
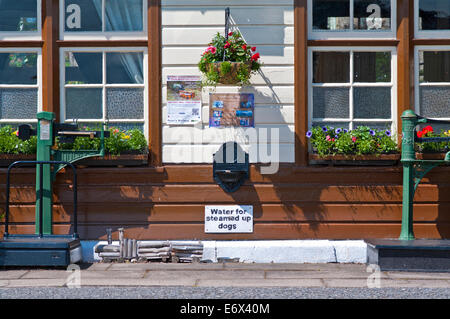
[144, 270, 265, 280]
[195, 278, 325, 288]
[264, 270, 389, 279]
[0, 270, 28, 280]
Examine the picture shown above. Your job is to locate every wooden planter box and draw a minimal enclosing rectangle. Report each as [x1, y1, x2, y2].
[0, 153, 148, 168]
[415, 152, 447, 160]
[309, 153, 401, 166]
[75, 153, 149, 167]
[0, 154, 36, 167]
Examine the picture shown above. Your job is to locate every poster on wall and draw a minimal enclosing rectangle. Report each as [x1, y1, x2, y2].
[166, 76, 202, 125]
[209, 93, 255, 128]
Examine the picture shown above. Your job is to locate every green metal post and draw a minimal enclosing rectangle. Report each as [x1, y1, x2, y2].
[399, 110, 418, 240]
[36, 112, 55, 235]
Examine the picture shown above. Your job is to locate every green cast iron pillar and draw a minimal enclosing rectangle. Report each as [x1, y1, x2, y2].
[36, 111, 55, 235]
[399, 110, 418, 240]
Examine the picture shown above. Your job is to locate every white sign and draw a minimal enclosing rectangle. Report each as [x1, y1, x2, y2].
[166, 76, 202, 125]
[205, 205, 253, 233]
[40, 120, 51, 141]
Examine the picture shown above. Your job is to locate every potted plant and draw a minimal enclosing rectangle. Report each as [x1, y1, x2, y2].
[198, 31, 262, 86]
[307, 125, 400, 165]
[0, 126, 37, 166]
[415, 125, 450, 160]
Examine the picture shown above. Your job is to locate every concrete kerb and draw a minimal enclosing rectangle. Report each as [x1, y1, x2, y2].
[85, 240, 368, 264]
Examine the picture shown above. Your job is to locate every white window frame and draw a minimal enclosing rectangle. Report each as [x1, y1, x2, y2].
[414, 45, 450, 121]
[414, 0, 450, 39]
[60, 0, 148, 41]
[0, 0, 42, 41]
[60, 47, 148, 139]
[0, 48, 42, 124]
[308, 0, 396, 40]
[308, 46, 397, 134]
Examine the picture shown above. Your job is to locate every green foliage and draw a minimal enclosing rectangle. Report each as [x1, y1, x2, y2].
[416, 127, 450, 153]
[0, 126, 37, 154]
[307, 125, 399, 157]
[198, 31, 262, 86]
[57, 127, 148, 156]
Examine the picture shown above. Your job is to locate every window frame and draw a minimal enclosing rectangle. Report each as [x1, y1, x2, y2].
[0, 0, 42, 41]
[0, 47, 42, 124]
[59, 0, 148, 41]
[414, 0, 450, 39]
[59, 47, 149, 139]
[414, 45, 450, 121]
[308, 46, 398, 134]
[308, 0, 396, 40]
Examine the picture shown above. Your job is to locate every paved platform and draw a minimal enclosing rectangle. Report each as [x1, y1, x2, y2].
[0, 263, 449, 288]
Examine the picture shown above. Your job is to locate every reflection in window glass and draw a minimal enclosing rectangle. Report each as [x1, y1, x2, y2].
[354, 0, 391, 30]
[312, 0, 350, 30]
[106, 52, 143, 84]
[419, 87, 450, 118]
[65, 0, 102, 32]
[105, 0, 143, 31]
[353, 87, 391, 119]
[313, 87, 349, 118]
[0, 0, 37, 32]
[64, 0, 144, 32]
[354, 52, 391, 82]
[65, 52, 102, 84]
[0, 53, 37, 84]
[419, 51, 450, 83]
[419, 0, 450, 30]
[313, 52, 350, 83]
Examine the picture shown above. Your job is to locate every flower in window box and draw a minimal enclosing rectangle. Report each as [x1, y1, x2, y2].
[198, 31, 262, 86]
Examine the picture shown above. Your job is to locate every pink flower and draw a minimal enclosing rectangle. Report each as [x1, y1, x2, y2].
[352, 136, 357, 142]
[210, 47, 217, 54]
[326, 135, 331, 141]
[224, 42, 231, 49]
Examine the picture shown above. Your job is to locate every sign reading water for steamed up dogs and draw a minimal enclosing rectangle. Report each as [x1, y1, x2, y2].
[205, 206, 253, 233]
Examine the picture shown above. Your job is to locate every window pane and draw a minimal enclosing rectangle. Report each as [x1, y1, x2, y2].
[313, 0, 350, 30]
[106, 88, 144, 119]
[353, 87, 391, 119]
[354, 52, 391, 82]
[419, 0, 450, 30]
[313, 52, 350, 83]
[66, 88, 102, 119]
[0, 89, 37, 119]
[106, 52, 143, 84]
[312, 122, 350, 130]
[420, 51, 450, 83]
[313, 87, 349, 118]
[65, 0, 102, 32]
[0, 0, 37, 32]
[65, 52, 102, 84]
[105, 0, 143, 31]
[419, 86, 450, 118]
[0, 53, 37, 84]
[354, 0, 391, 30]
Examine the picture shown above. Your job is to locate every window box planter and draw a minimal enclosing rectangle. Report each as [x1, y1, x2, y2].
[0, 154, 36, 167]
[309, 153, 401, 166]
[415, 152, 448, 160]
[74, 152, 149, 167]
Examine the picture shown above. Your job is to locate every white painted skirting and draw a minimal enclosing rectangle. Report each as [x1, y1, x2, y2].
[84, 240, 367, 264]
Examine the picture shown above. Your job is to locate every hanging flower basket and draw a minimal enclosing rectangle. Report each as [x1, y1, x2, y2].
[198, 31, 262, 86]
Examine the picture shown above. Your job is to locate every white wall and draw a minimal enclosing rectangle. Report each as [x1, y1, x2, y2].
[161, 0, 295, 163]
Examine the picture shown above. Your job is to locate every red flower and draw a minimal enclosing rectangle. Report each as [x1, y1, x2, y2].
[251, 53, 260, 61]
[228, 31, 234, 36]
[417, 130, 423, 138]
[210, 47, 217, 54]
[251, 47, 256, 52]
[242, 44, 247, 50]
[224, 42, 231, 49]
[423, 125, 433, 134]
